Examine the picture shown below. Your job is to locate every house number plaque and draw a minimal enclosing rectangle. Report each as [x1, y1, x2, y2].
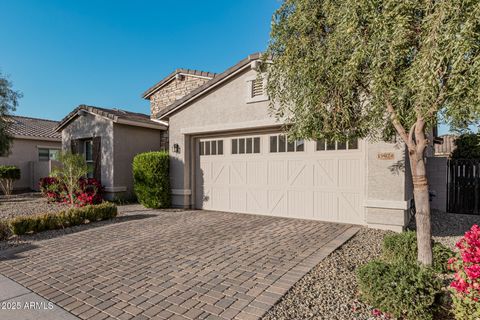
[377, 152, 395, 160]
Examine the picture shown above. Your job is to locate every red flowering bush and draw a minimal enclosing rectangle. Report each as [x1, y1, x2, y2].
[39, 177, 104, 206]
[448, 224, 480, 319]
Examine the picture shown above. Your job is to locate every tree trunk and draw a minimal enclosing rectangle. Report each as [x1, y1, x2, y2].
[409, 149, 433, 266]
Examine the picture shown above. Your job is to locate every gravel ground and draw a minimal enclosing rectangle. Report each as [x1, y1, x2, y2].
[263, 212, 479, 320]
[412, 210, 480, 250]
[0, 193, 69, 219]
[262, 228, 391, 320]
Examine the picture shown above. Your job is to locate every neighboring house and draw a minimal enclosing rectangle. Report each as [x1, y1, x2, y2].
[143, 53, 414, 232]
[55, 105, 166, 200]
[0, 115, 62, 192]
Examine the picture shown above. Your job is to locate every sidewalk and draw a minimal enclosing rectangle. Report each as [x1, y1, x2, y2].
[0, 275, 78, 320]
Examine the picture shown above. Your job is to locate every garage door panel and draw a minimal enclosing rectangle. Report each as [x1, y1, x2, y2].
[196, 135, 365, 225]
[338, 159, 362, 188]
[267, 160, 286, 185]
[288, 161, 314, 187]
[230, 161, 246, 185]
[268, 190, 287, 216]
[288, 190, 314, 218]
[246, 189, 267, 213]
[230, 188, 247, 212]
[338, 192, 363, 223]
[246, 161, 267, 185]
[314, 159, 337, 187]
[313, 191, 338, 221]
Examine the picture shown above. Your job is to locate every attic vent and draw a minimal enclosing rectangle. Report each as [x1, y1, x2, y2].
[251, 78, 264, 98]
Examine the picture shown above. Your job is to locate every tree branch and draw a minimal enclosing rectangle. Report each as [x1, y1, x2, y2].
[386, 100, 412, 148]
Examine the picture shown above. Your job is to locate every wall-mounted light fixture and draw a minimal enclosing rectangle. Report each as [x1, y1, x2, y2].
[173, 143, 180, 153]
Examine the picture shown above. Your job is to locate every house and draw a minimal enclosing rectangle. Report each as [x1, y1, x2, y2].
[55, 105, 166, 200]
[143, 53, 413, 232]
[0, 115, 62, 192]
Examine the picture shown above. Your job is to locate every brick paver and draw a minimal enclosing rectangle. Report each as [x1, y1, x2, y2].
[0, 210, 358, 319]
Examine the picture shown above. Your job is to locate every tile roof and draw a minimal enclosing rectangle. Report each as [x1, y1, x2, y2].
[56, 105, 165, 132]
[155, 53, 263, 120]
[5, 115, 61, 140]
[142, 69, 217, 99]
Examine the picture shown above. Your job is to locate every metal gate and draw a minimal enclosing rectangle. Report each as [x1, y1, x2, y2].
[447, 159, 480, 214]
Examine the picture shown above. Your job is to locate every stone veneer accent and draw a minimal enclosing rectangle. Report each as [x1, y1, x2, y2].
[150, 75, 211, 119]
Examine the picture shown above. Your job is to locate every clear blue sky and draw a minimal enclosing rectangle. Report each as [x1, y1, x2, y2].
[0, 0, 280, 121]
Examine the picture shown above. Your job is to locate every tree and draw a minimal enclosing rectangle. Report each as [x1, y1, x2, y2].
[265, 0, 480, 265]
[51, 152, 88, 206]
[0, 72, 22, 156]
[0, 166, 20, 195]
[451, 133, 480, 159]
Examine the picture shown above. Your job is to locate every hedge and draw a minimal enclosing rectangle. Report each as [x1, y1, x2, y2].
[383, 231, 453, 273]
[132, 151, 170, 209]
[0, 165, 21, 195]
[357, 260, 441, 320]
[8, 202, 118, 235]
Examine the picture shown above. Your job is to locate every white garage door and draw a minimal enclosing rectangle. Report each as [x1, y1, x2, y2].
[195, 132, 365, 224]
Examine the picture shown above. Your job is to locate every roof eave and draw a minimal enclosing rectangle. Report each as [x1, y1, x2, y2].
[157, 53, 264, 120]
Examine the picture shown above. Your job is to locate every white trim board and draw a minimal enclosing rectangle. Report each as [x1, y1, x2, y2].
[365, 199, 409, 210]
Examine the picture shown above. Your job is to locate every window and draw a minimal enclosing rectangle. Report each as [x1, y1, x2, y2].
[270, 135, 304, 153]
[38, 148, 60, 161]
[231, 137, 261, 154]
[85, 139, 94, 178]
[316, 139, 359, 151]
[199, 140, 224, 156]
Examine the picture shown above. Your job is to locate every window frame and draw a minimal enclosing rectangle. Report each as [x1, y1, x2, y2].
[316, 138, 361, 151]
[231, 136, 261, 155]
[84, 139, 94, 178]
[38, 147, 61, 162]
[269, 135, 305, 153]
[199, 139, 224, 157]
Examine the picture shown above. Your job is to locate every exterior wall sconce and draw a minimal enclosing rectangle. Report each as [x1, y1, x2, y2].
[173, 143, 180, 153]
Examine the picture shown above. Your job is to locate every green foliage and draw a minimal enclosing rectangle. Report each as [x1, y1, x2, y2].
[0, 166, 20, 180]
[0, 165, 20, 195]
[0, 72, 22, 156]
[133, 151, 170, 209]
[452, 295, 480, 320]
[266, 0, 480, 141]
[383, 231, 453, 273]
[451, 133, 480, 159]
[357, 260, 441, 320]
[0, 220, 11, 240]
[8, 202, 117, 235]
[51, 152, 88, 205]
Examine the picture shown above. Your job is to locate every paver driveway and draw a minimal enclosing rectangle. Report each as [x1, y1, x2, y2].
[0, 209, 358, 320]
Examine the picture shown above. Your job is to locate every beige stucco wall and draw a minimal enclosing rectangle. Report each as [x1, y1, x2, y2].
[365, 140, 411, 231]
[166, 65, 410, 230]
[61, 113, 114, 189]
[167, 67, 275, 205]
[113, 123, 162, 199]
[0, 138, 61, 190]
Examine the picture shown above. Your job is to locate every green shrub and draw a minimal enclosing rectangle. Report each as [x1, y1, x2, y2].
[133, 151, 170, 209]
[0, 220, 11, 240]
[383, 231, 453, 273]
[357, 260, 441, 320]
[8, 202, 117, 235]
[0, 165, 20, 195]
